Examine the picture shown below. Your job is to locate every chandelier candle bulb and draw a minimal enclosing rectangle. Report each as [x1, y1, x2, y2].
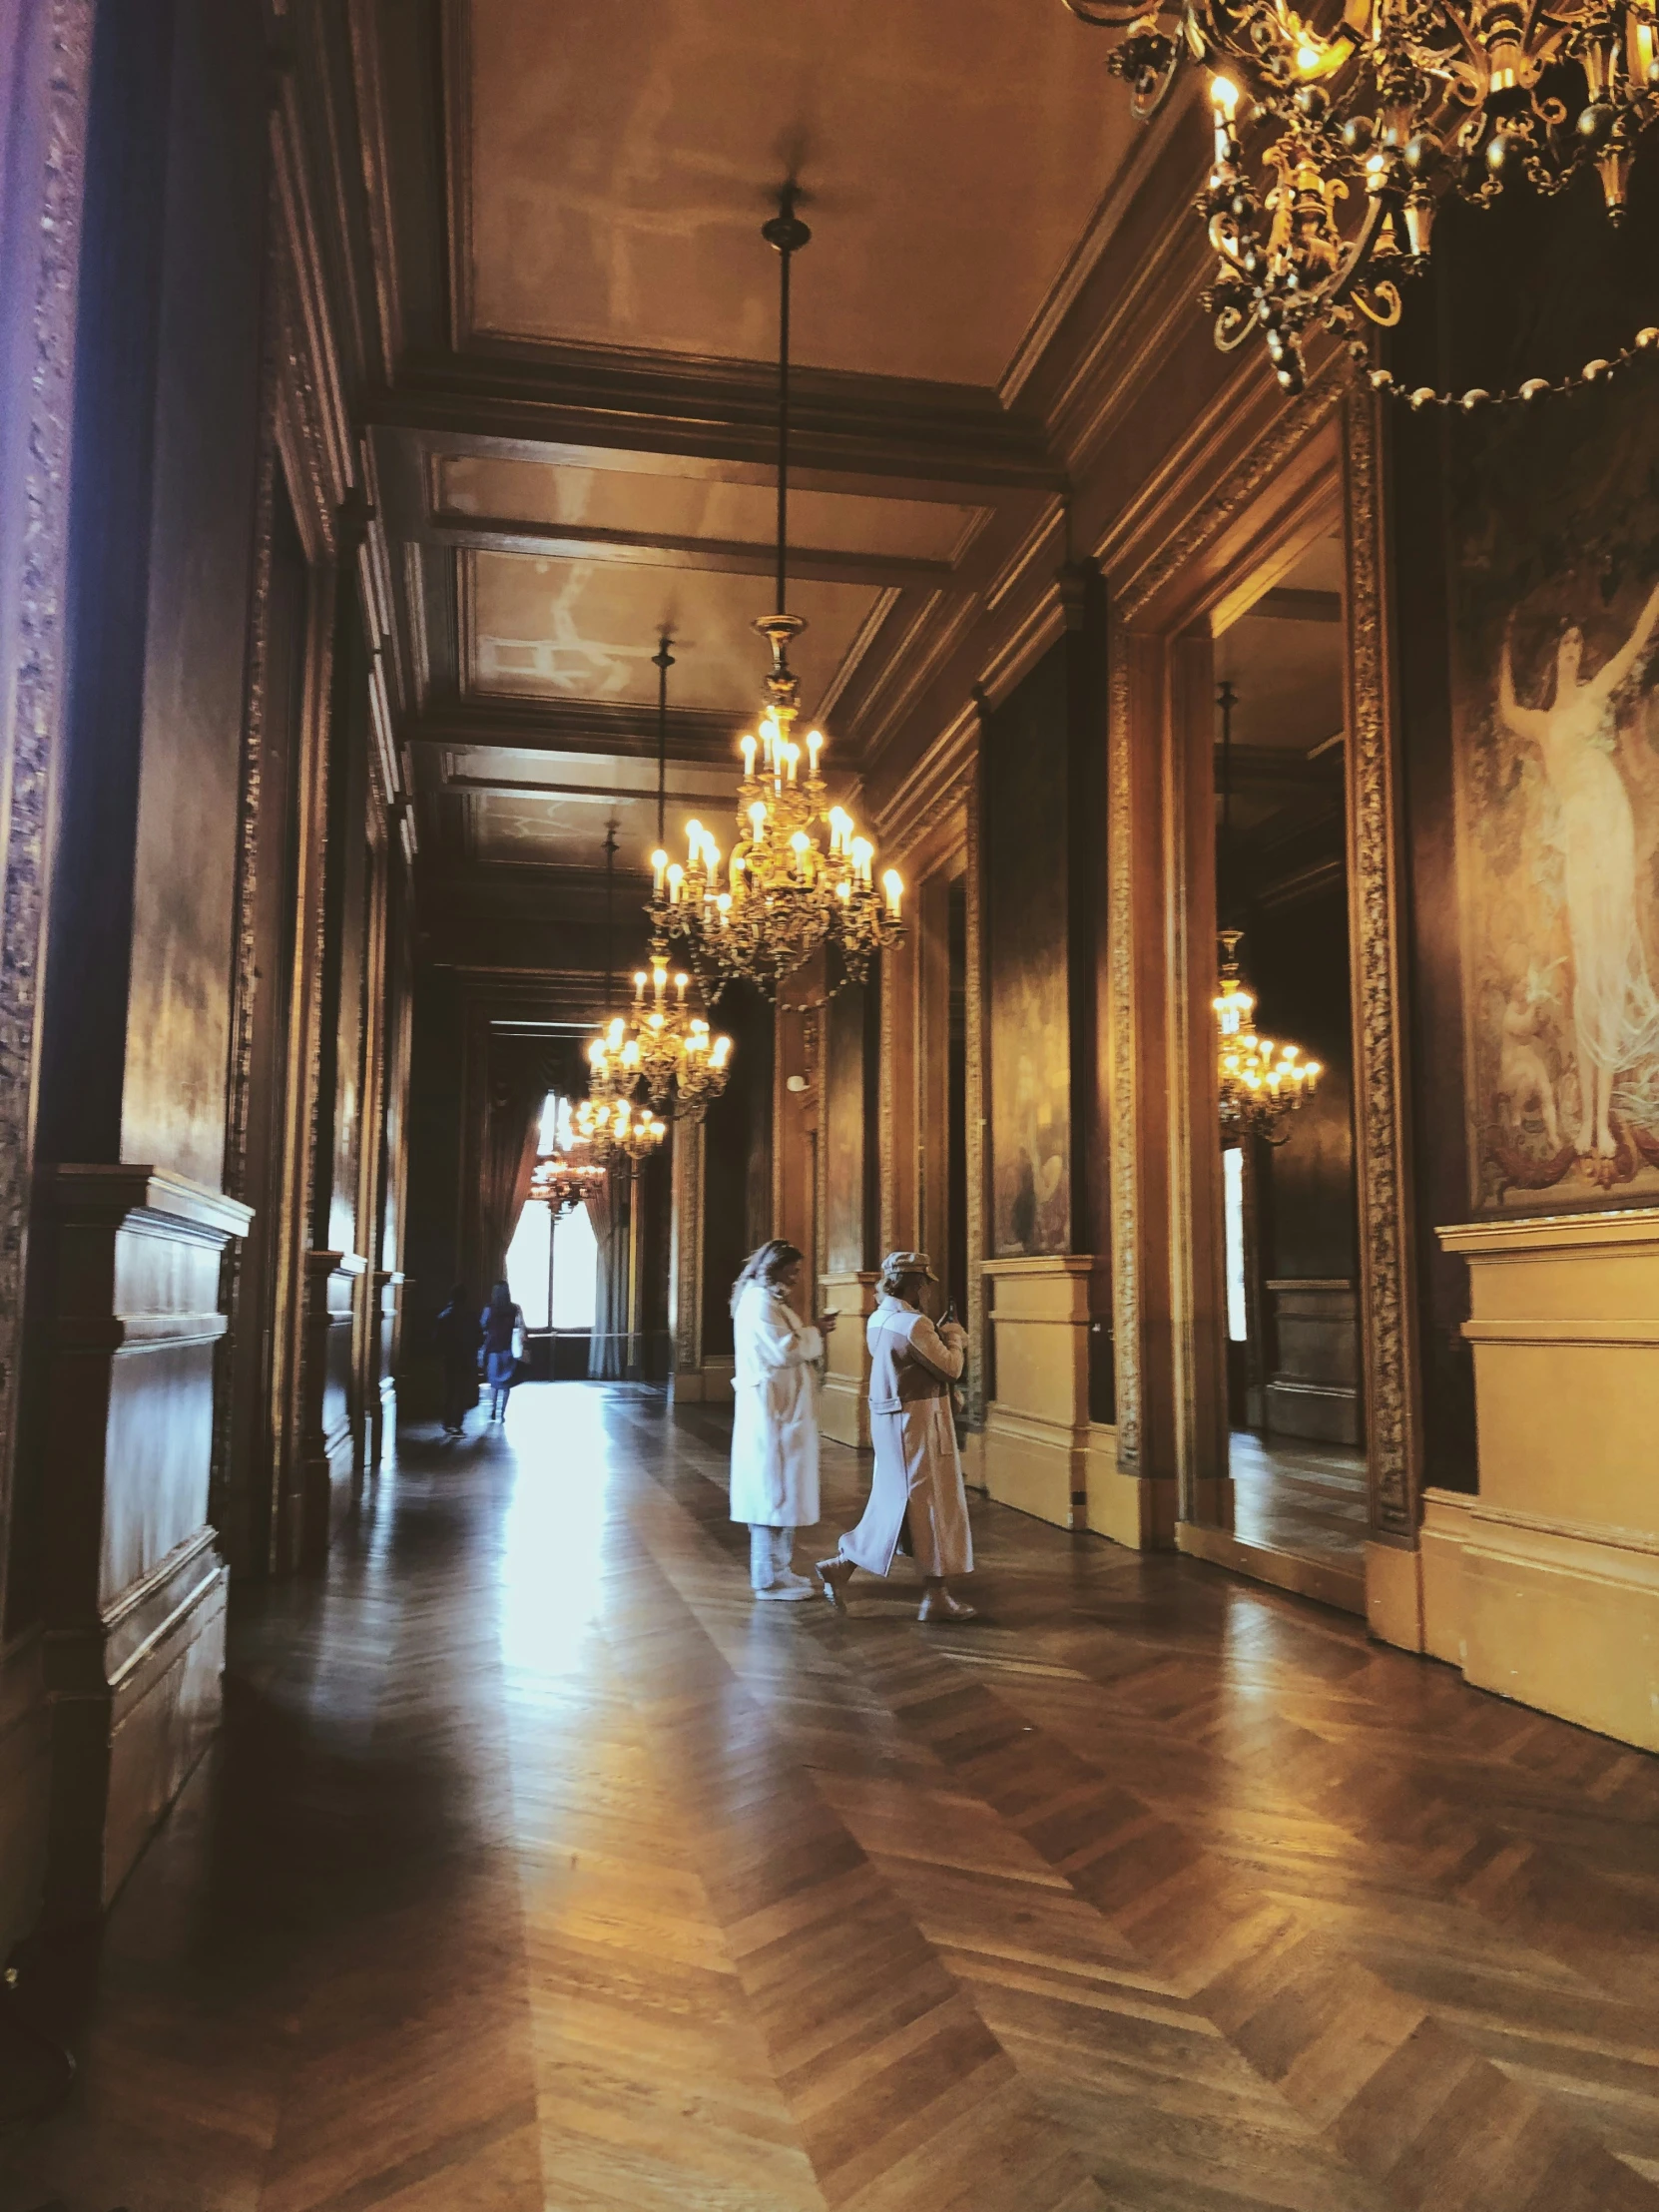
[652, 849, 667, 894]
[741, 734, 757, 778]
[882, 869, 903, 918]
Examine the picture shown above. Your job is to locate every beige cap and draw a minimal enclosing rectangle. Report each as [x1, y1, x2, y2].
[879, 1249, 937, 1286]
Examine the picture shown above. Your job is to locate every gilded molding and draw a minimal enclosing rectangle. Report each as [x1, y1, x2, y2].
[1343, 386, 1419, 1539]
[671, 1118, 705, 1374]
[1105, 648, 1142, 1469]
[0, 0, 95, 1592]
[964, 764, 988, 1428]
[210, 228, 283, 1550]
[1116, 354, 1346, 624]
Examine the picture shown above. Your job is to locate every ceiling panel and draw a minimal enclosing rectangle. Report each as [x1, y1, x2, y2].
[439, 455, 975, 562]
[468, 549, 884, 715]
[466, 0, 1135, 386]
[470, 788, 663, 868]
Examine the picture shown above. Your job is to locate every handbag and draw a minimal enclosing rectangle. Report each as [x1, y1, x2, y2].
[510, 1311, 528, 1364]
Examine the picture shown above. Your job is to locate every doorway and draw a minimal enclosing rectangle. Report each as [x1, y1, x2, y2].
[505, 1091, 601, 1379]
[1207, 524, 1367, 1609]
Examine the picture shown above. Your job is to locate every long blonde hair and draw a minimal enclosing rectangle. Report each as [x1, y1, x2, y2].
[730, 1238, 803, 1316]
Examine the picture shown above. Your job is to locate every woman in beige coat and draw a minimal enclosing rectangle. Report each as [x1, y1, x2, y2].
[818, 1252, 975, 1623]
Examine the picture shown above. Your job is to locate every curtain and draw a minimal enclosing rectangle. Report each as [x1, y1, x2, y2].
[479, 1038, 551, 1299]
[586, 1174, 628, 1380]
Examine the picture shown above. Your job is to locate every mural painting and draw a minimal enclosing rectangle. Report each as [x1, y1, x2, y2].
[986, 651, 1071, 1254]
[1451, 381, 1659, 1208]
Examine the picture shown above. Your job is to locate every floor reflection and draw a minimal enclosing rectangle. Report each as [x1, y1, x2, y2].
[496, 1382, 613, 1679]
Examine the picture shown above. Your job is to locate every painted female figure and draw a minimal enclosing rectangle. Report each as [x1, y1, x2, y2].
[1498, 578, 1659, 1160]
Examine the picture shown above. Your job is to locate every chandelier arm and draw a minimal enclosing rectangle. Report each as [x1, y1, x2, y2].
[1321, 187, 1400, 312]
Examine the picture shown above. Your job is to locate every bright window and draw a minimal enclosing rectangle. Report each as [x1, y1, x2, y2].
[505, 1092, 600, 1334]
[1223, 1146, 1248, 1344]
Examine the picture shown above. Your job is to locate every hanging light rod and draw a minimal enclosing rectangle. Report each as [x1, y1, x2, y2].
[654, 187, 905, 1001]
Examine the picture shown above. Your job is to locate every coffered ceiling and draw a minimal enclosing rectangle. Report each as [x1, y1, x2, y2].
[361, 0, 1178, 920]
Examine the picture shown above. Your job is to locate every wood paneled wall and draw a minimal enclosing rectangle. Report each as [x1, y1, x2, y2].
[0, 0, 416, 1948]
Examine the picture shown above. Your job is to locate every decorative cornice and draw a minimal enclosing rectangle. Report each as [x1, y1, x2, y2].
[1115, 353, 1348, 623]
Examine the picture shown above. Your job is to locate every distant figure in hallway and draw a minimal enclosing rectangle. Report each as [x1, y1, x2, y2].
[730, 1239, 837, 1601]
[820, 1252, 974, 1623]
[435, 1283, 482, 1436]
[480, 1281, 525, 1422]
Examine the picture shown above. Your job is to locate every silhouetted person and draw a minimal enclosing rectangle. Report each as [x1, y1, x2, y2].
[435, 1283, 482, 1436]
[480, 1280, 525, 1423]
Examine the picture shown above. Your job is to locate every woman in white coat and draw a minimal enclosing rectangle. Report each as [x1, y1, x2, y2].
[729, 1239, 838, 1601]
[818, 1252, 975, 1623]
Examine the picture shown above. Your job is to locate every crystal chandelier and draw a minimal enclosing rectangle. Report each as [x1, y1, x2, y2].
[630, 638, 734, 1121]
[1213, 682, 1321, 1143]
[655, 188, 905, 1000]
[1064, 0, 1659, 402]
[528, 1151, 606, 1217]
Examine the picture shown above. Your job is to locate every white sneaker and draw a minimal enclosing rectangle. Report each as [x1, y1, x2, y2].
[754, 1579, 817, 1602]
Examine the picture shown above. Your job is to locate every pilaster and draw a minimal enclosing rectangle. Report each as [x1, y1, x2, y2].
[299, 1249, 367, 1563]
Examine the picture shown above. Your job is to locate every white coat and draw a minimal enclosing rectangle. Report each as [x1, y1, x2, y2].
[839, 1297, 972, 1579]
[729, 1283, 824, 1528]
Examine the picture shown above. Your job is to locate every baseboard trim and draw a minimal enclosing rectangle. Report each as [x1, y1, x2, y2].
[1177, 1520, 1367, 1617]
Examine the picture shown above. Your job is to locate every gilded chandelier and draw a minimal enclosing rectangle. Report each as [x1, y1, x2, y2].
[1215, 930, 1323, 1140]
[657, 190, 904, 1000]
[574, 1094, 667, 1168]
[528, 1151, 606, 1217]
[1065, 0, 1659, 398]
[626, 639, 734, 1123]
[1213, 682, 1321, 1143]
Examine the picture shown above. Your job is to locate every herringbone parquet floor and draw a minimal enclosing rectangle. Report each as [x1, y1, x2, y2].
[3, 1382, 1656, 2212]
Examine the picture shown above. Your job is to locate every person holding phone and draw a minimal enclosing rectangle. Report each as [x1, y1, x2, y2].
[728, 1239, 839, 1600]
[818, 1251, 974, 1623]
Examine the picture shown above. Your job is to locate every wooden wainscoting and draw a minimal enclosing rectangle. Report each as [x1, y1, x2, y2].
[1264, 1277, 1362, 1445]
[301, 1250, 367, 1562]
[38, 1165, 251, 1917]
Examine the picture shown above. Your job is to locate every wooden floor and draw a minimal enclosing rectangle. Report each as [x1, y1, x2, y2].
[4, 1382, 1659, 2212]
[1228, 1433, 1369, 1572]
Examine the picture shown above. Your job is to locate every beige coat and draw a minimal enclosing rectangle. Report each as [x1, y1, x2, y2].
[839, 1297, 971, 1578]
[729, 1283, 823, 1527]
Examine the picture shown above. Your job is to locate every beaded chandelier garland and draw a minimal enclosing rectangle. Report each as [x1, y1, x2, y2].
[1063, 0, 1659, 403]
[654, 188, 904, 1001]
[1213, 682, 1322, 1144]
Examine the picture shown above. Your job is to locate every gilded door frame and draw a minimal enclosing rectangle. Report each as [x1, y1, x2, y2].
[1105, 366, 1419, 1542]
